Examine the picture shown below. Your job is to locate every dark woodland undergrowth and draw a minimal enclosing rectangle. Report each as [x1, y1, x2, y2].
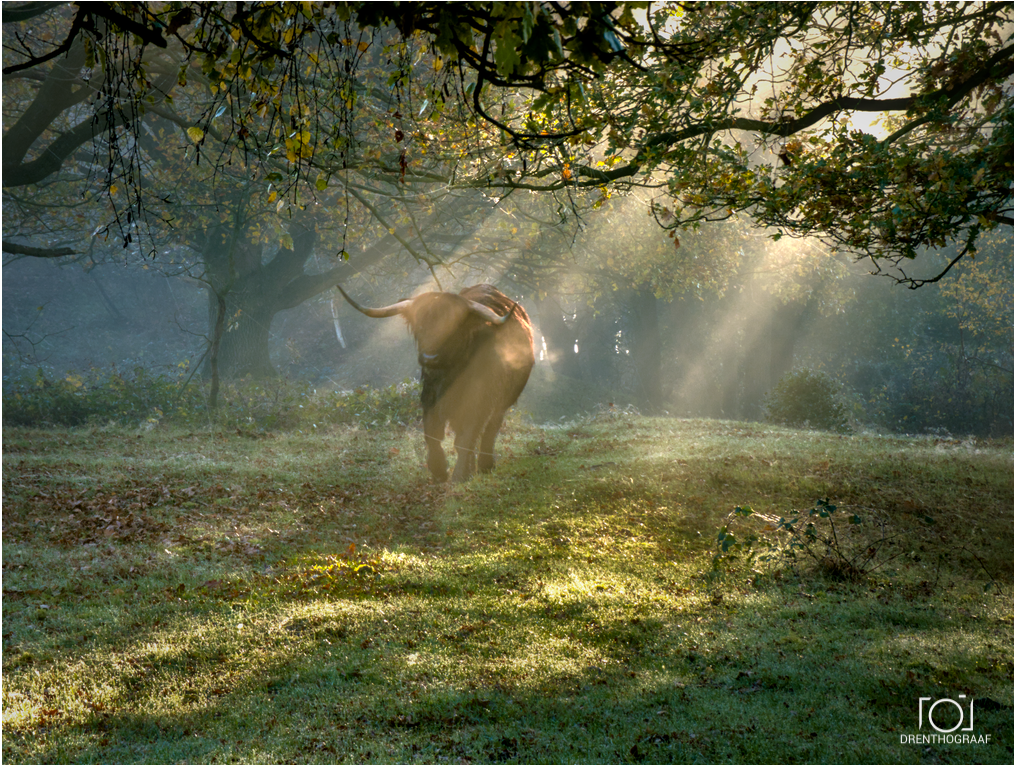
[2, 416, 1013, 764]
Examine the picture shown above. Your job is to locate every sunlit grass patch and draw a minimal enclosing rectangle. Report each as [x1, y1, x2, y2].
[2, 417, 1012, 763]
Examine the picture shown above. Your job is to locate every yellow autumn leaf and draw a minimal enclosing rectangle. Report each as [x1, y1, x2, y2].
[186, 126, 204, 143]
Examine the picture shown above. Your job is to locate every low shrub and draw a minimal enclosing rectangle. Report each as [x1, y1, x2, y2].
[315, 378, 422, 427]
[763, 368, 849, 432]
[2, 364, 423, 431]
[2, 365, 204, 427]
[713, 498, 1003, 594]
[868, 355, 1013, 438]
[714, 499, 912, 581]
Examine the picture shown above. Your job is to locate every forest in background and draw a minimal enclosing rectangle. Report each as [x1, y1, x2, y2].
[3, 221, 1013, 436]
[2, 2, 1013, 435]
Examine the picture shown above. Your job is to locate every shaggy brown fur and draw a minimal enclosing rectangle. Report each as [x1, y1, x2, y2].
[340, 284, 534, 482]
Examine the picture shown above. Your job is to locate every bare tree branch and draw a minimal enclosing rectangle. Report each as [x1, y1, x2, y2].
[2, 239, 77, 258]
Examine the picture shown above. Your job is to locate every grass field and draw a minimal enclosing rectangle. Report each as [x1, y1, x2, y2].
[2, 416, 1013, 763]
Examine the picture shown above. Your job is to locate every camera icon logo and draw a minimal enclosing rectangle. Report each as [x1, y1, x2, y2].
[918, 695, 975, 733]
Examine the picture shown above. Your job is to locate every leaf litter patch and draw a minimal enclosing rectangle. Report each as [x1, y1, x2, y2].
[4, 486, 179, 546]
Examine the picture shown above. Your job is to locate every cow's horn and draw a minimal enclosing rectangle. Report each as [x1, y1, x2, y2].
[336, 285, 412, 318]
[468, 300, 513, 325]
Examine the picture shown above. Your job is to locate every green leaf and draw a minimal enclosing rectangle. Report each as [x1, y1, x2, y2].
[492, 21, 522, 74]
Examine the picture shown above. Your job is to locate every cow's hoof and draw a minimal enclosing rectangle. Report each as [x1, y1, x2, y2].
[449, 467, 473, 484]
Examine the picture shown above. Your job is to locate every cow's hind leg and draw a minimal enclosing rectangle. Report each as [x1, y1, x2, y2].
[477, 411, 505, 474]
[450, 424, 483, 483]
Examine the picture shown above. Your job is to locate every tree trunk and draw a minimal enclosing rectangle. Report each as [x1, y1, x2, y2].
[535, 293, 584, 379]
[204, 284, 277, 378]
[208, 293, 227, 409]
[198, 208, 323, 381]
[576, 309, 616, 383]
[629, 286, 664, 413]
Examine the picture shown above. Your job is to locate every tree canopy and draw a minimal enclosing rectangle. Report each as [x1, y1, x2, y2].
[3, 1, 1013, 287]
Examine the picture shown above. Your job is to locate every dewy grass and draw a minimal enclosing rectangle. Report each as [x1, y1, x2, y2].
[2, 417, 1013, 763]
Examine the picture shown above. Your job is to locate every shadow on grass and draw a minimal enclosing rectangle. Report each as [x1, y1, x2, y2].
[3, 421, 1013, 763]
[8, 532, 1014, 763]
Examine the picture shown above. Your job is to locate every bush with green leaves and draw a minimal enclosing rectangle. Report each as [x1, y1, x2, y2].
[2, 364, 205, 427]
[169, 377, 422, 431]
[316, 379, 422, 428]
[2, 363, 424, 431]
[714, 499, 909, 581]
[867, 352, 1013, 437]
[763, 368, 849, 432]
[713, 498, 1003, 593]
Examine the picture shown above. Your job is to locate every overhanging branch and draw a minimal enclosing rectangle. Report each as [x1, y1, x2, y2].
[2, 239, 78, 258]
